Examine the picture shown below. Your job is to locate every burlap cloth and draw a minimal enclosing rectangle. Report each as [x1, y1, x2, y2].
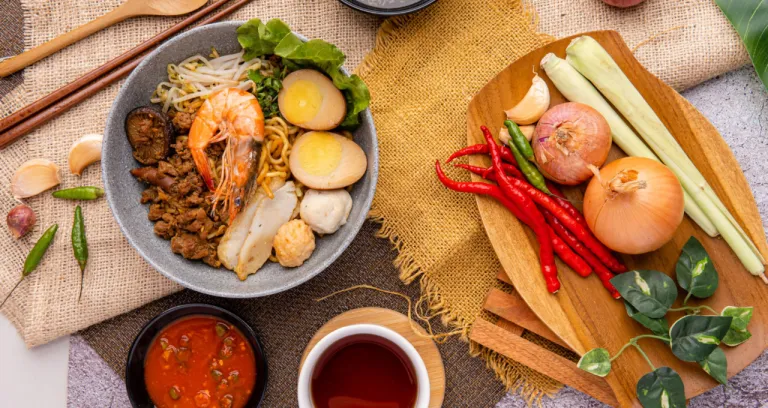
[0, 0, 752, 403]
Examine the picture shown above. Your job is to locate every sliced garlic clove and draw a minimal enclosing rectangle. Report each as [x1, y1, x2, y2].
[69, 134, 103, 176]
[505, 74, 550, 125]
[11, 159, 61, 199]
[519, 125, 536, 141]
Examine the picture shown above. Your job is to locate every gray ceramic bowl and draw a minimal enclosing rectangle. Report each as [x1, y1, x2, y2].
[103, 21, 378, 298]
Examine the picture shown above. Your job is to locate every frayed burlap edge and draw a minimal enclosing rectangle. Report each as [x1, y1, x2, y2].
[358, 7, 564, 405]
[369, 208, 562, 406]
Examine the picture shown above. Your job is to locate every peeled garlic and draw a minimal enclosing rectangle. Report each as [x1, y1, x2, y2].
[505, 74, 550, 125]
[11, 159, 61, 199]
[69, 134, 103, 176]
[519, 125, 535, 141]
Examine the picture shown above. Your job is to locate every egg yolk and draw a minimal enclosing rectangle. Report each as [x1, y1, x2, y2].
[283, 80, 323, 124]
[298, 132, 342, 176]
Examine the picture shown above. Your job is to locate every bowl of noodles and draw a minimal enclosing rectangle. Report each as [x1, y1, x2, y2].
[103, 20, 377, 298]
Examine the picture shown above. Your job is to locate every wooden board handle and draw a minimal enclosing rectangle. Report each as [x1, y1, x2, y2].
[0, 3, 137, 77]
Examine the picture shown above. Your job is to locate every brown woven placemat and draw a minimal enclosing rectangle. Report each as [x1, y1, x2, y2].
[0, 0, 24, 100]
[79, 221, 508, 407]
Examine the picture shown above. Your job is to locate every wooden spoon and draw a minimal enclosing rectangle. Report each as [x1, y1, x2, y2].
[0, 0, 207, 77]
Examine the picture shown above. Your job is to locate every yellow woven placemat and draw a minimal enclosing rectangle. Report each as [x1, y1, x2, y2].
[356, 0, 568, 398]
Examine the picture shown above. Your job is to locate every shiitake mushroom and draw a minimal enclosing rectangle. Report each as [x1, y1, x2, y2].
[125, 106, 174, 165]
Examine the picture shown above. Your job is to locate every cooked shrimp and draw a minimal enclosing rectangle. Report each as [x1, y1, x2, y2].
[189, 88, 265, 223]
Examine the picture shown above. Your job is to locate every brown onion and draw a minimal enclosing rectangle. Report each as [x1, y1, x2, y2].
[532, 102, 612, 185]
[583, 157, 684, 254]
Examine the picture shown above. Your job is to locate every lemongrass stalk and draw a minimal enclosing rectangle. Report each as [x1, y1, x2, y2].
[565, 36, 765, 277]
[540, 53, 718, 237]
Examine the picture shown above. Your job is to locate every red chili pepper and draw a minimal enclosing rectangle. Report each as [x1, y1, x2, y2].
[541, 208, 621, 299]
[436, 161, 585, 283]
[447, 143, 516, 164]
[546, 225, 593, 278]
[458, 158, 626, 275]
[545, 181, 591, 230]
[480, 126, 560, 293]
[544, 184, 627, 274]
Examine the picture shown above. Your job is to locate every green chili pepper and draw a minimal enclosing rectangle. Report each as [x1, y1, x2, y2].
[52, 186, 104, 200]
[505, 138, 551, 194]
[0, 224, 58, 309]
[504, 120, 534, 161]
[72, 206, 88, 301]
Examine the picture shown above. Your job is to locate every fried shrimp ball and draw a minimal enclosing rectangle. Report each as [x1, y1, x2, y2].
[273, 219, 316, 267]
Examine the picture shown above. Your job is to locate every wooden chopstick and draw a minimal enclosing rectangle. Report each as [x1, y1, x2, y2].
[0, 0, 251, 149]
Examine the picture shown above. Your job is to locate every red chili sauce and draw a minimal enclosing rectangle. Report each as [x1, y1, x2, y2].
[144, 316, 256, 408]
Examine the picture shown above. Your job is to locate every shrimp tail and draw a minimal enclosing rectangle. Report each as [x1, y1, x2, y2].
[190, 148, 216, 191]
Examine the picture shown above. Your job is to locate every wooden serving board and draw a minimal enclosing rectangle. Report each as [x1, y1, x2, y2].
[300, 307, 445, 408]
[466, 30, 768, 406]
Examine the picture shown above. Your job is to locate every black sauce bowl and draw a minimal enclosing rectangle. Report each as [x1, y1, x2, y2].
[339, 0, 437, 16]
[125, 304, 268, 407]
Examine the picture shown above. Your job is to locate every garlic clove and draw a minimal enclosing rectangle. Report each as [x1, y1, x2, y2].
[69, 134, 103, 176]
[505, 74, 550, 125]
[11, 158, 61, 199]
[519, 125, 535, 141]
[498, 126, 512, 145]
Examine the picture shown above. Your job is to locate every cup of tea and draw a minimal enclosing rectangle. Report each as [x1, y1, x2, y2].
[298, 324, 431, 408]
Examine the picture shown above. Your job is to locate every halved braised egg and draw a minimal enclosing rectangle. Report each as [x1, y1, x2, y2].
[289, 131, 366, 190]
[278, 69, 347, 130]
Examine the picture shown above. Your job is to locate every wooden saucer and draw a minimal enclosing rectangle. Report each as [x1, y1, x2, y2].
[300, 307, 446, 407]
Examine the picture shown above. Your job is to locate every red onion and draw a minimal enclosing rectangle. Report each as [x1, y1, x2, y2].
[532, 103, 612, 185]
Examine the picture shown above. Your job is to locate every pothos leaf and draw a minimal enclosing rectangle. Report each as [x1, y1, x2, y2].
[698, 347, 728, 385]
[676, 237, 718, 299]
[636, 367, 686, 408]
[610, 270, 677, 319]
[670, 315, 733, 361]
[624, 301, 670, 337]
[715, 0, 768, 92]
[722, 327, 752, 347]
[577, 348, 611, 377]
[721, 306, 754, 346]
[721, 306, 754, 331]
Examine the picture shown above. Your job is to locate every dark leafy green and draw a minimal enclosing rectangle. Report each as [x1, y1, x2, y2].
[715, 0, 768, 92]
[237, 18, 371, 128]
[670, 315, 732, 361]
[577, 348, 611, 377]
[624, 301, 670, 337]
[676, 237, 718, 299]
[698, 347, 728, 385]
[610, 270, 677, 319]
[247, 68, 286, 118]
[636, 367, 686, 408]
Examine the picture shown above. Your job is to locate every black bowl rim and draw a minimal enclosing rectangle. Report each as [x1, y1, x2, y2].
[339, 0, 437, 16]
[125, 303, 268, 408]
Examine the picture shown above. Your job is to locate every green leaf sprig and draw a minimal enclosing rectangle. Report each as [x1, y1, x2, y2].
[577, 237, 755, 407]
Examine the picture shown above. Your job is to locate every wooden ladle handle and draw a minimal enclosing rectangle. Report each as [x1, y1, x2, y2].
[0, 3, 139, 77]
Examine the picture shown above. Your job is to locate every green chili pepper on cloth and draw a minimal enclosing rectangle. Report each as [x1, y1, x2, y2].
[52, 186, 104, 200]
[0, 224, 58, 308]
[72, 206, 88, 301]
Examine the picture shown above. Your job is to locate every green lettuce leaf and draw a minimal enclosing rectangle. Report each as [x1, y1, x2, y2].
[715, 0, 768, 91]
[237, 19, 371, 128]
[236, 19, 291, 59]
